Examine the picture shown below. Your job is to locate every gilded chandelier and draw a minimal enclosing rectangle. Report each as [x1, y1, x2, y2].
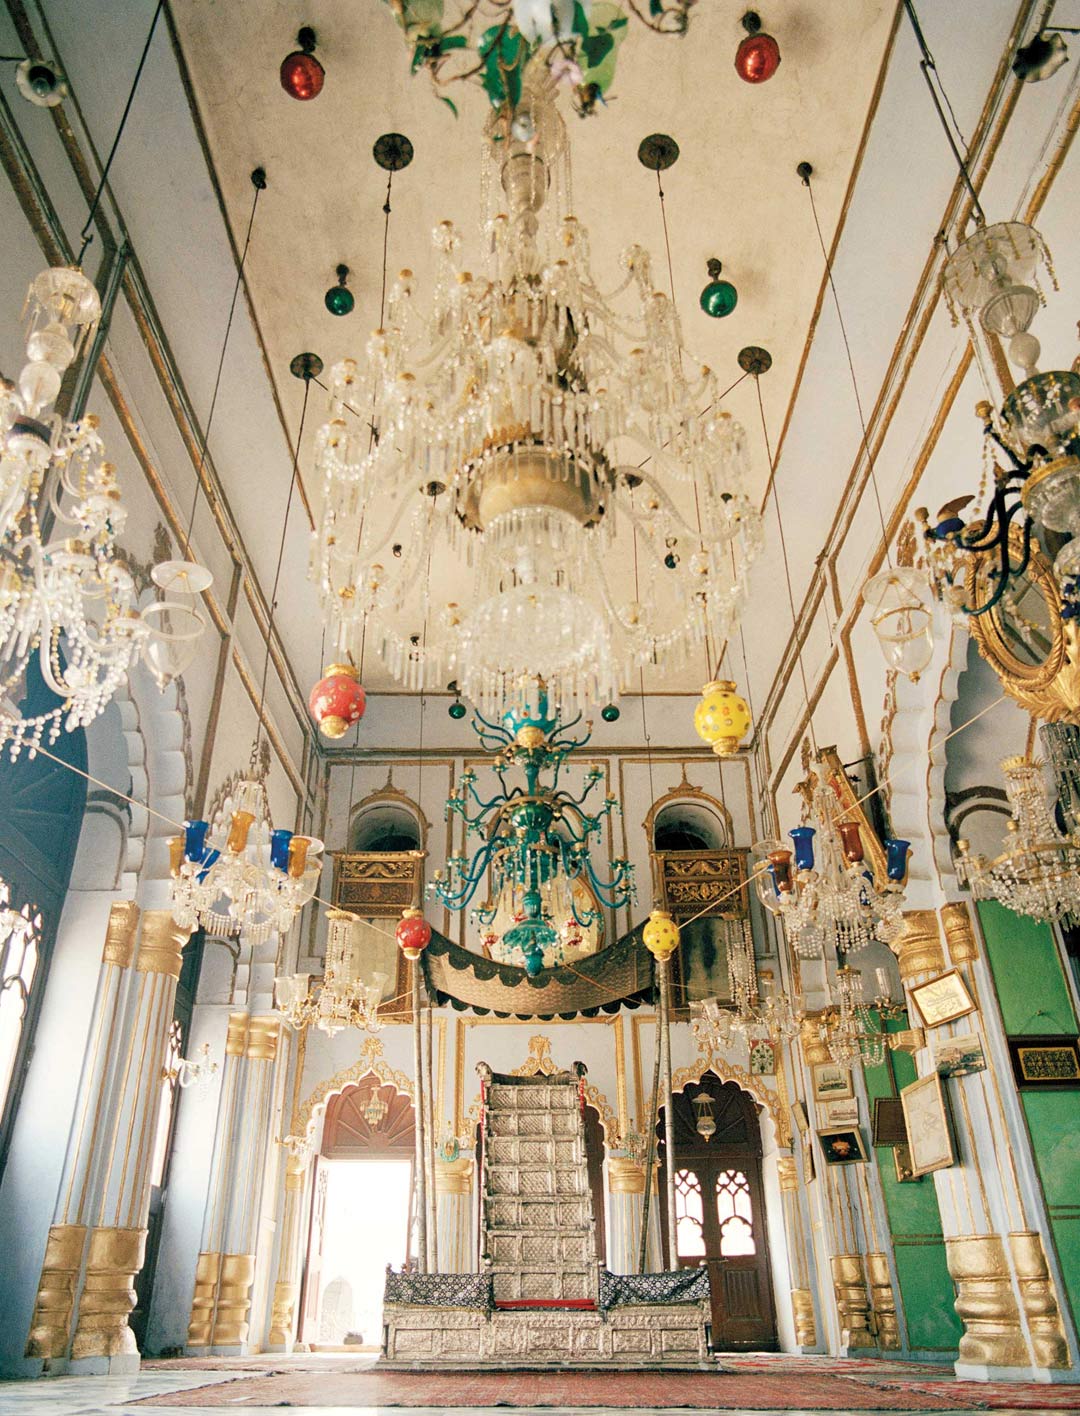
[431, 686, 634, 974]
[169, 772, 323, 946]
[955, 755, 1080, 922]
[275, 910, 387, 1037]
[312, 65, 760, 715]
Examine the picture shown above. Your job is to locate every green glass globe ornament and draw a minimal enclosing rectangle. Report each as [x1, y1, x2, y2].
[448, 700, 466, 720]
[700, 258, 737, 318]
[325, 264, 354, 316]
[601, 704, 620, 722]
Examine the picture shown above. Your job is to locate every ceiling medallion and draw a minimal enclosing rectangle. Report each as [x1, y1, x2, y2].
[312, 67, 761, 716]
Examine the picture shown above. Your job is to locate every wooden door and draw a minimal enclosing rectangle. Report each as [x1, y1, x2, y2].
[659, 1078, 777, 1350]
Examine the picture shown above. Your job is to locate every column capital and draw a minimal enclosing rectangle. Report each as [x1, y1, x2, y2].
[225, 1013, 250, 1056]
[103, 901, 140, 967]
[896, 908, 946, 984]
[435, 1157, 474, 1195]
[800, 1014, 831, 1067]
[941, 901, 978, 965]
[608, 1156, 646, 1194]
[246, 1015, 281, 1062]
[136, 911, 187, 978]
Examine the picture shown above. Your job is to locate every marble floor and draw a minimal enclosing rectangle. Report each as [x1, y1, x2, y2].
[0, 1367, 1050, 1416]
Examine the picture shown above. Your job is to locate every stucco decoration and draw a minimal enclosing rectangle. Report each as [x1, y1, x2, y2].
[292, 1034, 415, 1146]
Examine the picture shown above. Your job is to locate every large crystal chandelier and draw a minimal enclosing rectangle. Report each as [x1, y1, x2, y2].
[431, 684, 634, 974]
[169, 769, 323, 945]
[955, 755, 1080, 922]
[275, 909, 386, 1037]
[312, 64, 760, 716]
[1, 270, 142, 756]
[751, 749, 909, 958]
[691, 930, 801, 1049]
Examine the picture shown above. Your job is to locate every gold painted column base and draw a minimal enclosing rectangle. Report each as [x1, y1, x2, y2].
[187, 1251, 221, 1348]
[867, 1252, 901, 1350]
[186, 1251, 256, 1349]
[831, 1254, 875, 1349]
[267, 1280, 297, 1349]
[947, 1234, 1030, 1370]
[24, 1224, 88, 1359]
[70, 1226, 146, 1360]
[791, 1287, 817, 1347]
[1010, 1231, 1069, 1369]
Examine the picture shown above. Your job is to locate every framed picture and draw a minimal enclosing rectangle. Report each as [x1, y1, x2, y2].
[825, 1098, 859, 1125]
[909, 969, 976, 1029]
[901, 1073, 955, 1177]
[812, 1062, 854, 1101]
[893, 1143, 917, 1183]
[749, 1038, 776, 1075]
[934, 1031, 987, 1078]
[790, 1100, 809, 1135]
[1008, 1035, 1080, 1089]
[817, 1126, 869, 1166]
[871, 1096, 908, 1147]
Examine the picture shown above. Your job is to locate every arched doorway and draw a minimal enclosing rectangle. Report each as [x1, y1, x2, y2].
[300, 1077, 415, 1349]
[658, 1075, 777, 1350]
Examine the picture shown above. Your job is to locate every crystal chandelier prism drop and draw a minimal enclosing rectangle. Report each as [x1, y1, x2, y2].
[312, 64, 761, 715]
[955, 755, 1080, 921]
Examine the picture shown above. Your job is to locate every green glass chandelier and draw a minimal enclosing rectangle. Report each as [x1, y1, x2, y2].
[431, 688, 635, 975]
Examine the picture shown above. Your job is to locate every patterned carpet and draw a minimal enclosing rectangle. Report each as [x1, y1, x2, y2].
[134, 1354, 1080, 1410]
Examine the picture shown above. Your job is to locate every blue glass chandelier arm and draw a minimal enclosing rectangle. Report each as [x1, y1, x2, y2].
[963, 510, 1032, 618]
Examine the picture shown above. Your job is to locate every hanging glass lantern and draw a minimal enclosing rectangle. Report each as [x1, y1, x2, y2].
[693, 1092, 717, 1141]
[693, 679, 752, 756]
[862, 568, 934, 682]
[364, 1086, 389, 1128]
[309, 662, 367, 739]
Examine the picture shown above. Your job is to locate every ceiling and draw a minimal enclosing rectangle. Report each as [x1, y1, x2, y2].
[167, 0, 897, 696]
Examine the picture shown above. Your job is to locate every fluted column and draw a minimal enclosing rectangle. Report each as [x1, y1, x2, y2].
[267, 1155, 308, 1351]
[435, 1158, 474, 1272]
[607, 1159, 645, 1275]
[25, 906, 187, 1374]
[777, 1155, 816, 1348]
[186, 1014, 282, 1352]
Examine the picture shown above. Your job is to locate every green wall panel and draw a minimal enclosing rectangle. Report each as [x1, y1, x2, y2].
[1021, 1090, 1080, 1328]
[864, 1031, 958, 1350]
[976, 901, 1076, 1033]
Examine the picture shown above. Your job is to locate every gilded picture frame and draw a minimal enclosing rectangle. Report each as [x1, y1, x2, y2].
[1007, 1035, 1080, 1089]
[909, 969, 976, 1029]
[812, 1061, 854, 1101]
[817, 1126, 869, 1166]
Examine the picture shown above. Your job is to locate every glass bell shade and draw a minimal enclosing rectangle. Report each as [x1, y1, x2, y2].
[1000, 370, 1080, 461]
[862, 568, 934, 681]
[941, 222, 1049, 335]
[694, 679, 751, 756]
[141, 561, 212, 688]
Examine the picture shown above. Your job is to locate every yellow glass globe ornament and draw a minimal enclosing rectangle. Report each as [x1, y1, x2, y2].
[643, 908, 680, 960]
[694, 679, 752, 757]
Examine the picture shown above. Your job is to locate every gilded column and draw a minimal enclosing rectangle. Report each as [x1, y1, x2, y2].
[946, 1235, 1029, 1369]
[25, 905, 187, 1373]
[777, 1155, 816, 1348]
[1009, 1231, 1069, 1369]
[607, 1158, 646, 1276]
[267, 1155, 309, 1350]
[831, 1254, 875, 1349]
[866, 1253, 900, 1350]
[188, 1014, 282, 1351]
[70, 910, 186, 1368]
[435, 1158, 475, 1272]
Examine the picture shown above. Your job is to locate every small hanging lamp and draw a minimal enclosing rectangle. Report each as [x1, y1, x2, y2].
[700, 258, 738, 318]
[694, 679, 752, 756]
[309, 661, 367, 738]
[735, 11, 781, 83]
[325, 264, 355, 316]
[693, 1092, 717, 1141]
[280, 27, 324, 100]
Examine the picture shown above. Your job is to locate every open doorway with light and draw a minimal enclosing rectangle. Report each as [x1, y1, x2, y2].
[299, 1077, 415, 1350]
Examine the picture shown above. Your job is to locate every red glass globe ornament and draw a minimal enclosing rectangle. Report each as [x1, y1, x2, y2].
[309, 663, 366, 739]
[396, 908, 432, 958]
[281, 28, 324, 100]
[735, 13, 780, 83]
